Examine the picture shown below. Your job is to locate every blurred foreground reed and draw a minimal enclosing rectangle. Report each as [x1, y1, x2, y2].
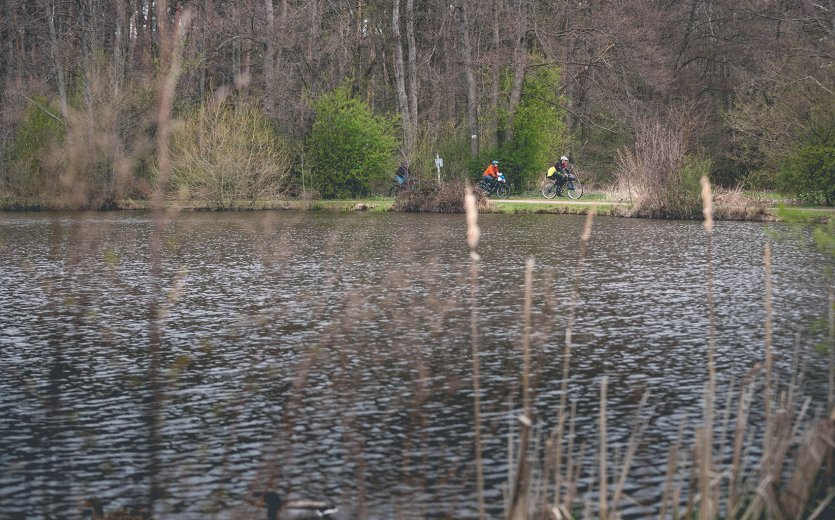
[489, 178, 834, 519]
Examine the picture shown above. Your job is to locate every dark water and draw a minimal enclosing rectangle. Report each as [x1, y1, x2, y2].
[0, 211, 830, 519]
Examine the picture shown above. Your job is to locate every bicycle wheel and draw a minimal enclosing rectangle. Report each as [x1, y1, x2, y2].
[496, 183, 510, 199]
[565, 179, 583, 199]
[542, 181, 559, 199]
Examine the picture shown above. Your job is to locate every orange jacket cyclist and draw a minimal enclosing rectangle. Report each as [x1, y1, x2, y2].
[482, 160, 500, 189]
[483, 160, 500, 179]
[481, 161, 499, 190]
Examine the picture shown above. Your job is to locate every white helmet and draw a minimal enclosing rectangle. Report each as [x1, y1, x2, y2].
[560, 156, 568, 161]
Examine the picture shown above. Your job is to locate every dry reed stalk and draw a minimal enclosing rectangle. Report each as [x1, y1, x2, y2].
[829, 284, 834, 484]
[547, 399, 578, 516]
[612, 391, 651, 510]
[715, 382, 736, 482]
[764, 245, 773, 426]
[739, 474, 774, 520]
[829, 285, 834, 410]
[505, 403, 516, 518]
[571, 439, 587, 509]
[599, 375, 608, 520]
[659, 417, 687, 519]
[728, 372, 756, 514]
[565, 400, 578, 509]
[146, 6, 192, 513]
[508, 258, 535, 519]
[808, 488, 835, 520]
[759, 244, 779, 507]
[550, 411, 567, 510]
[464, 188, 486, 520]
[509, 414, 534, 520]
[698, 176, 717, 520]
[672, 476, 683, 520]
[522, 257, 534, 417]
[551, 211, 595, 515]
[529, 424, 546, 516]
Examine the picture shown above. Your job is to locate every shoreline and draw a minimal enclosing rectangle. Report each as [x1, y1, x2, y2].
[0, 197, 832, 224]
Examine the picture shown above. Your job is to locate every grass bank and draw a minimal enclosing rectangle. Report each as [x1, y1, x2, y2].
[2, 194, 833, 224]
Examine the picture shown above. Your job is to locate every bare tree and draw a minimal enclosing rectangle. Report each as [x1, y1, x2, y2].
[405, 0, 418, 131]
[263, 0, 277, 116]
[392, 0, 414, 154]
[504, 0, 529, 144]
[457, 0, 478, 158]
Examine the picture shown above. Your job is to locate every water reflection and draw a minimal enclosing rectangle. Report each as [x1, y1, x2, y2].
[0, 211, 830, 519]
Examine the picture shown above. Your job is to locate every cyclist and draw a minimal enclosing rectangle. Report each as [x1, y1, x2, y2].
[482, 160, 500, 190]
[548, 156, 572, 196]
[394, 162, 410, 186]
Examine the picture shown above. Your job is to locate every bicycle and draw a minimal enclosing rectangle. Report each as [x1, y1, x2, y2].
[477, 173, 511, 199]
[388, 178, 419, 196]
[541, 171, 583, 199]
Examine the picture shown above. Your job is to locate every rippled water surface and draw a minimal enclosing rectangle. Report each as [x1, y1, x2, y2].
[0, 211, 830, 519]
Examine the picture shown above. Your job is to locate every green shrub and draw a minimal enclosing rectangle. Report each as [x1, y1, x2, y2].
[415, 124, 477, 183]
[500, 62, 567, 190]
[168, 100, 292, 208]
[307, 86, 399, 199]
[2, 99, 65, 199]
[672, 155, 712, 217]
[779, 146, 835, 206]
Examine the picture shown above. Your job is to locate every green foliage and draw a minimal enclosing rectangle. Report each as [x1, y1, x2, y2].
[812, 222, 835, 260]
[726, 78, 834, 189]
[2, 99, 65, 197]
[168, 100, 292, 207]
[500, 63, 567, 189]
[409, 124, 474, 184]
[673, 155, 711, 217]
[307, 86, 399, 198]
[779, 146, 835, 206]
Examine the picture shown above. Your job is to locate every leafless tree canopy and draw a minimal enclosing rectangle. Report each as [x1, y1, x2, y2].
[1, 0, 832, 189]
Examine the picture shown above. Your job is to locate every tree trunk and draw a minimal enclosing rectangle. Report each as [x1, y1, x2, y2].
[264, 0, 276, 116]
[308, 0, 322, 94]
[112, 0, 127, 93]
[47, 0, 70, 132]
[3, 0, 16, 83]
[563, 5, 576, 134]
[392, 0, 413, 155]
[77, 0, 95, 113]
[489, 0, 501, 149]
[505, 0, 528, 144]
[405, 0, 418, 132]
[458, 1, 478, 159]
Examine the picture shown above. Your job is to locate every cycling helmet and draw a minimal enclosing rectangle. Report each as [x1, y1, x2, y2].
[560, 156, 568, 161]
[492, 160, 499, 165]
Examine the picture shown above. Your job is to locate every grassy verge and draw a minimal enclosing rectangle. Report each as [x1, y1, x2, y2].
[2, 194, 832, 223]
[772, 206, 835, 224]
[112, 198, 396, 212]
[490, 200, 619, 216]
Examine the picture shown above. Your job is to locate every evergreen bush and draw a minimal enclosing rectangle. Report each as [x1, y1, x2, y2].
[500, 62, 567, 190]
[2, 99, 65, 200]
[779, 145, 835, 206]
[307, 87, 398, 199]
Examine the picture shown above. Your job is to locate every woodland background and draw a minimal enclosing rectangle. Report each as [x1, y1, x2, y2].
[0, 0, 833, 208]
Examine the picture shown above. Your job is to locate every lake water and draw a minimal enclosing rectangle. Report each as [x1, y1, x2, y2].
[0, 210, 830, 519]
